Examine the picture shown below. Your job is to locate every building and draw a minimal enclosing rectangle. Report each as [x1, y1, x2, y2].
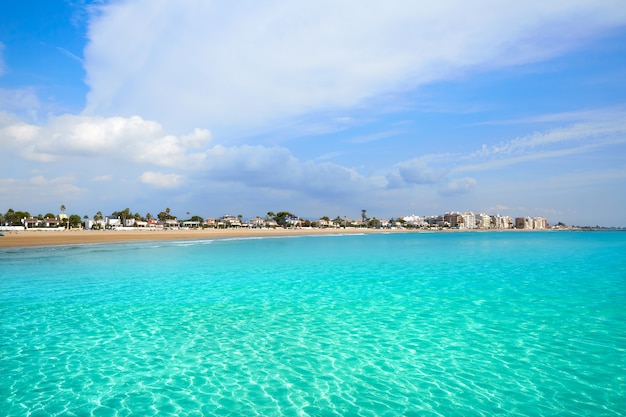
[476, 213, 491, 229]
[490, 214, 513, 229]
[444, 212, 463, 228]
[462, 212, 476, 229]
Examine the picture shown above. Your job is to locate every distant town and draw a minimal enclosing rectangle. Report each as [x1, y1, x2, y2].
[1, 206, 586, 231]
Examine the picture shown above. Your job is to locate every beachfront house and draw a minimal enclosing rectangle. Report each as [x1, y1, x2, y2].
[22, 217, 41, 229]
[220, 215, 241, 228]
[163, 219, 180, 229]
[248, 217, 265, 228]
[181, 220, 202, 228]
[124, 219, 148, 227]
[105, 216, 121, 228]
[44, 217, 62, 228]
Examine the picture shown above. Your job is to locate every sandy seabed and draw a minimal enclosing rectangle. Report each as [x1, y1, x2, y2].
[0, 228, 389, 249]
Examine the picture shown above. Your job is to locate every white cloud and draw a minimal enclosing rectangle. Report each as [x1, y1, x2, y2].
[82, 1, 626, 132]
[456, 117, 626, 172]
[0, 114, 211, 168]
[394, 158, 445, 186]
[139, 171, 183, 188]
[202, 144, 371, 195]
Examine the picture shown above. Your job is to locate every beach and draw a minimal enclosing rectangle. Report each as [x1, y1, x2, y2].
[0, 227, 382, 248]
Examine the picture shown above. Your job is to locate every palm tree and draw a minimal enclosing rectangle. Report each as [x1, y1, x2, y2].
[60, 204, 66, 214]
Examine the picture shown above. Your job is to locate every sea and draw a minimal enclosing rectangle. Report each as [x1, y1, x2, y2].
[1, 231, 625, 416]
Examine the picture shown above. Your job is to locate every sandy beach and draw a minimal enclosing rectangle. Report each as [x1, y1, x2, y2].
[0, 228, 387, 249]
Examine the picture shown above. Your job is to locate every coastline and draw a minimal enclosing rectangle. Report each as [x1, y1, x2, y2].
[0, 227, 602, 249]
[0, 228, 389, 249]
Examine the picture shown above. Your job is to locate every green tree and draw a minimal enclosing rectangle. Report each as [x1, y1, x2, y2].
[4, 209, 29, 225]
[273, 211, 294, 227]
[368, 217, 381, 228]
[68, 214, 82, 228]
[112, 208, 132, 226]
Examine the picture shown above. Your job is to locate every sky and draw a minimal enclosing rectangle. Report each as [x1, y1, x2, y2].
[1, 0, 626, 226]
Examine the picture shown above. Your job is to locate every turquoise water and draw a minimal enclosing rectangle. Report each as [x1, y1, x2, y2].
[1, 231, 625, 416]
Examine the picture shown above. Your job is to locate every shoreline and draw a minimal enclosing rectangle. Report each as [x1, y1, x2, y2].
[0, 228, 390, 249]
[0, 227, 607, 249]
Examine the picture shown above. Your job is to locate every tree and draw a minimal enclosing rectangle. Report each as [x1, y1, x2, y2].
[273, 211, 294, 227]
[368, 217, 381, 228]
[361, 209, 367, 223]
[4, 209, 26, 225]
[112, 208, 132, 226]
[60, 204, 66, 214]
[68, 214, 82, 228]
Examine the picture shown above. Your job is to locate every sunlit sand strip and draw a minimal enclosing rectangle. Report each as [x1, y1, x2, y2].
[0, 228, 395, 249]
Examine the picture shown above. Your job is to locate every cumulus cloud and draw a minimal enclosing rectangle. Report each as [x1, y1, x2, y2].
[0, 114, 211, 167]
[202, 145, 370, 195]
[82, 1, 626, 132]
[139, 171, 183, 188]
[394, 158, 445, 185]
[0, 112, 376, 196]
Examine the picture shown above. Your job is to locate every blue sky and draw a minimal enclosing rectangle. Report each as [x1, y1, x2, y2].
[1, 1, 625, 226]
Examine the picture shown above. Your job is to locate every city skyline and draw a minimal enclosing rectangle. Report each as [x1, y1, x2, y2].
[1, 1, 625, 226]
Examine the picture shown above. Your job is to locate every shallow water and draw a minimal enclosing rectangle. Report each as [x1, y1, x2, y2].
[1, 232, 625, 416]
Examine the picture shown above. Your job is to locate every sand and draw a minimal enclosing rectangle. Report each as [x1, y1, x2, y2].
[0, 228, 386, 248]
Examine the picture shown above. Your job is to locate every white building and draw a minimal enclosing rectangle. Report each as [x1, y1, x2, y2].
[462, 212, 476, 229]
